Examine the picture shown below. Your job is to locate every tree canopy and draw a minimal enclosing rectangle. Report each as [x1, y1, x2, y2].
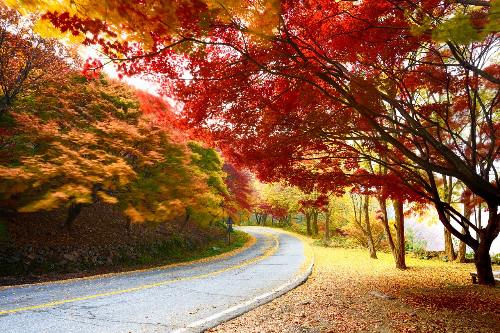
[0, 73, 216, 229]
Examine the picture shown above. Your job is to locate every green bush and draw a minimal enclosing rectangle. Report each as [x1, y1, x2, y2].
[285, 222, 307, 235]
[492, 253, 500, 264]
[404, 227, 427, 253]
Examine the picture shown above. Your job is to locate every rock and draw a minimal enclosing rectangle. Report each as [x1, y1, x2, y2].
[410, 313, 417, 317]
[63, 253, 75, 262]
[369, 291, 396, 300]
[212, 247, 220, 251]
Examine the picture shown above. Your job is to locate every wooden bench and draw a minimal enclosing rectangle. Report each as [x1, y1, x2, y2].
[470, 271, 500, 284]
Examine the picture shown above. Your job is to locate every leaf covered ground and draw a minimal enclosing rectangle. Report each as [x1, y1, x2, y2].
[208, 233, 500, 333]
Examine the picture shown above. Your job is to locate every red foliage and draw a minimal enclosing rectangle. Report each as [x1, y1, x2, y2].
[80, 58, 103, 79]
[222, 162, 253, 218]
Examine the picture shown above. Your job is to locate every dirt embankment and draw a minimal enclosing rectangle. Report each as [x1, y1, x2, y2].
[0, 202, 225, 286]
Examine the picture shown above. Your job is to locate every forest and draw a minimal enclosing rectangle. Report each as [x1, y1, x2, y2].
[1, 0, 500, 294]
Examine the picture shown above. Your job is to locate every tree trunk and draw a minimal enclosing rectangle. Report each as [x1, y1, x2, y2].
[473, 206, 500, 285]
[305, 212, 312, 236]
[457, 196, 471, 263]
[444, 228, 457, 261]
[456, 227, 468, 262]
[435, 200, 499, 285]
[474, 230, 496, 285]
[262, 213, 268, 226]
[312, 211, 319, 235]
[324, 210, 331, 242]
[477, 202, 482, 229]
[255, 213, 261, 225]
[126, 217, 132, 231]
[443, 175, 457, 261]
[65, 202, 83, 230]
[393, 199, 407, 269]
[180, 213, 190, 232]
[378, 197, 395, 253]
[364, 196, 377, 259]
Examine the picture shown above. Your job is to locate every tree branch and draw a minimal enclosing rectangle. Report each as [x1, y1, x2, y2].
[453, 0, 492, 7]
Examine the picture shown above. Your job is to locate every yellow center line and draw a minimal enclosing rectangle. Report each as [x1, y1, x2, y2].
[0, 231, 279, 315]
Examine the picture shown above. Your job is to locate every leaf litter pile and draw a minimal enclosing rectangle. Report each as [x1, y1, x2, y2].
[208, 234, 500, 333]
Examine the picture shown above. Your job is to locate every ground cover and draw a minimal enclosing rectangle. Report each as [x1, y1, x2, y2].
[208, 233, 500, 333]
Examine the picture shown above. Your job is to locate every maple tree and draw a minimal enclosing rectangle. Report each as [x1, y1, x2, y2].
[12, 0, 500, 284]
[222, 162, 253, 223]
[0, 73, 208, 230]
[0, 3, 79, 119]
[249, 181, 273, 226]
[260, 182, 302, 225]
[322, 192, 351, 241]
[350, 194, 378, 259]
[168, 0, 500, 285]
[298, 191, 328, 236]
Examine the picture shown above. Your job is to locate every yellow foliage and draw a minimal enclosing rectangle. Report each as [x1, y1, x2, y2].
[97, 191, 119, 204]
[124, 205, 145, 223]
[8, 0, 281, 54]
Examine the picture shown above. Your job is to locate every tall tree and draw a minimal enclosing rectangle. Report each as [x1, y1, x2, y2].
[299, 192, 328, 236]
[442, 175, 458, 261]
[186, 141, 229, 226]
[457, 189, 472, 262]
[169, 0, 500, 285]
[260, 182, 301, 225]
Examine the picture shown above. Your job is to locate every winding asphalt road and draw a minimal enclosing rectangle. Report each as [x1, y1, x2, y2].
[0, 227, 311, 332]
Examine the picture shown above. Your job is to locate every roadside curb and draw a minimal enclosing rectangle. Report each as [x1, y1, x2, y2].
[172, 231, 314, 333]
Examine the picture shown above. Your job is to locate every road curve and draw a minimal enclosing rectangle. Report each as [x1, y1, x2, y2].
[0, 227, 312, 332]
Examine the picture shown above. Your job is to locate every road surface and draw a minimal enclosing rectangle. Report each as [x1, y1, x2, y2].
[0, 227, 311, 332]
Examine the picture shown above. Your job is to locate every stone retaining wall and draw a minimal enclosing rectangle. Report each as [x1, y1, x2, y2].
[0, 238, 193, 276]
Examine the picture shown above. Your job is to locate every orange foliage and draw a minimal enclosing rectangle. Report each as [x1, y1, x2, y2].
[0, 74, 209, 226]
